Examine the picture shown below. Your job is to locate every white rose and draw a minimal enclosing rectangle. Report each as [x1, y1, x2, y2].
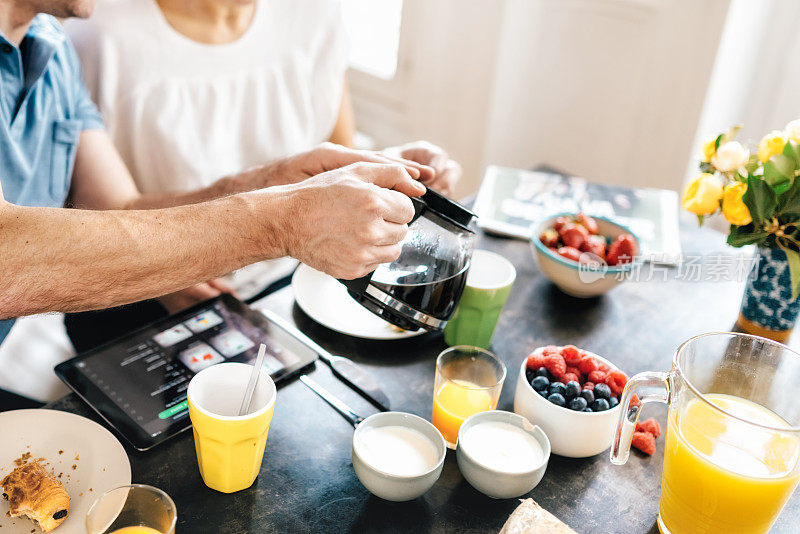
[711, 141, 749, 172]
[785, 119, 800, 144]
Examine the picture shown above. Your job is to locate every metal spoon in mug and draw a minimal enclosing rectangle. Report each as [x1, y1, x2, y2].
[239, 343, 267, 416]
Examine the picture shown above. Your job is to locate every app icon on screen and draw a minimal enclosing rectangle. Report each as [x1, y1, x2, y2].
[184, 310, 224, 333]
[178, 342, 224, 373]
[210, 329, 255, 358]
[153, 324, 193, 347]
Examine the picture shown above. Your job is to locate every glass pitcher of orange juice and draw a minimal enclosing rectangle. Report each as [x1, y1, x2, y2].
[611, 332, 800, 534]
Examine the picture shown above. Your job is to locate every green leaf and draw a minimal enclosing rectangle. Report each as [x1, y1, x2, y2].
[714, 133, 724, 152]
[778, 177, 800, 218]
[743, 175, 778, 225]
[699, 161, 713, 173]
[744, 154, 760, 174]
[781, 246, 800, 300]
[783, 140, 800, 167]
[697, 214, 705, 227]
[764, 154, 794, 191]
[727, 225, 769, 247]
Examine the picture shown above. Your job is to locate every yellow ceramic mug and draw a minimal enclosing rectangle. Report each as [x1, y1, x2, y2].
[187, 362, 276, 493]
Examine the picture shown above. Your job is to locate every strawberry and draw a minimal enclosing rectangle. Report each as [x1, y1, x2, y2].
[553, 216, 570, 233]
[559, 223, 589, 250]
[607, 234, 637, 266]
[632, 431, 656, 455]
[577, 213, 599, 235]
[557, 246, 581, 262]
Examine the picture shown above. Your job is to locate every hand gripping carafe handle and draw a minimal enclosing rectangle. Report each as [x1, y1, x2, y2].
[337, 196, 427, 292]
[610, 371, 672, 465]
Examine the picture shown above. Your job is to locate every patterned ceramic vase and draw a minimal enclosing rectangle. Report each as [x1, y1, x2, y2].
[737, 247, 800, 343]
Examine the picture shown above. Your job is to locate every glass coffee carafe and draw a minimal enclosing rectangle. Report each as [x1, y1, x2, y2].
[340, 189, 476, 331]
[611, 332, 800, 534]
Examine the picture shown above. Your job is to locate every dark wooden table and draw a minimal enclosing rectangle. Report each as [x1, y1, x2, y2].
[48, 217, 799, 533]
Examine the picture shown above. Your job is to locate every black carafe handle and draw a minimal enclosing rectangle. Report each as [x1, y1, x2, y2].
[337, 196, 427, 290]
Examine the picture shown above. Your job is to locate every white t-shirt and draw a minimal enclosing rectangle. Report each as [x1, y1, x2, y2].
[67, 0, 348, 297]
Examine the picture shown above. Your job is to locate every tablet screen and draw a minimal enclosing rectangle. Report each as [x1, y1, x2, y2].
[56, 295, 317, 449]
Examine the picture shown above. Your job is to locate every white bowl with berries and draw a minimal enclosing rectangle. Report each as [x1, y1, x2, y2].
[532, 212, 640, 298]
[513, 344, 633, 458]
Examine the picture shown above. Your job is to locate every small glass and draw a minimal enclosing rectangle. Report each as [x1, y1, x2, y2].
[432, 345, 506, 448]
[85, 484, 177, 534]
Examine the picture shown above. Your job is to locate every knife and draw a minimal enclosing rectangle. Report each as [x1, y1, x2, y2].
[259, 309, 391, 412]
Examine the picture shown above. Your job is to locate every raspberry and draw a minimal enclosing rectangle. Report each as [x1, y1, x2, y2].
[577, 355, 599, 375]
[582, 381, 594, 390]
[544, 353, 567, 378]
[542, 345, 559, 356]
[561, 345, 582, 366]
[526, 351, 546, 370]
[605, 370, 629, 396]
[636, 418, 662, 439]
[588, 370, 607, 384]
[631, 431, 656, 455]
[566, 366, 581, 377]
[563, 372, 580, 384]
[596, 361, 610, 373]
[630, 394, 641, 408]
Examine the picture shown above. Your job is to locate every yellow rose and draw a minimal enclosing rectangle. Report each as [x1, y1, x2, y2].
[785, 119, 800, 144]
[682, 173, 724, 216]
[721, 182, 752, 226]
[758, 130, 786, 163]
[702, 136, 717, 163]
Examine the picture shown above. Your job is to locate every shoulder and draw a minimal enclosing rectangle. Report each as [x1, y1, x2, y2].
[66, 0, 154, 50]
[28, 15, 82, 78]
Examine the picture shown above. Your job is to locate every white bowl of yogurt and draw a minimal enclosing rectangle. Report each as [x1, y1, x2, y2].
[352, 412, 446, 502]
[456, 411, 550, 499]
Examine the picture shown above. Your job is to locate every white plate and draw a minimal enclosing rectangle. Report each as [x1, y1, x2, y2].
[0, 409, 132, 534]
[291, 264, 424, 340]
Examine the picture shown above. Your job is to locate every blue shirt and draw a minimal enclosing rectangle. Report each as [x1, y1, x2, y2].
[0, 15, 104, 345]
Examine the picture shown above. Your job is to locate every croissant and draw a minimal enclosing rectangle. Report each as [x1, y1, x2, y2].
[1, 461, 70, 532]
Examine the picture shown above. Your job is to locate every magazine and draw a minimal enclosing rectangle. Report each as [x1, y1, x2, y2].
[472, 166, 681, 262]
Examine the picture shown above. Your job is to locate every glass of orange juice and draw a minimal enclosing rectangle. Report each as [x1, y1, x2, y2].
[86, 484, 176, 534]
[611, 332, 800, 534]
[432, 345, 506, 448]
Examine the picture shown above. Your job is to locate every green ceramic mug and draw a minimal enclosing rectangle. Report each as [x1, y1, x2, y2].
[444, 250, 516, 349]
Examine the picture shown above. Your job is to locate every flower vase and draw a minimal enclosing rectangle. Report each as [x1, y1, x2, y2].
[737, 247, 800, 343]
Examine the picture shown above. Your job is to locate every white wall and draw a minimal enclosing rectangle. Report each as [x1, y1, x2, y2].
[350, 0, 732, 197]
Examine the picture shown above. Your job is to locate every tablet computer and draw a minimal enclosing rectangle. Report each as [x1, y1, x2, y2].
[56, 294, 317, 451]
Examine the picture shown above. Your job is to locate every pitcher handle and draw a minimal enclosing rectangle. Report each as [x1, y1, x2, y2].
[610, 371, 671, 465]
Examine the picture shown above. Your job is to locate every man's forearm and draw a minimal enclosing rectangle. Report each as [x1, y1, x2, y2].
[0, 190, 287, 319]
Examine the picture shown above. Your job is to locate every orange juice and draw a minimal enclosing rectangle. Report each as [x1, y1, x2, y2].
[659, 393, 800, 534]
[432, 379, 494, 445]
[110, 528, 163, 534]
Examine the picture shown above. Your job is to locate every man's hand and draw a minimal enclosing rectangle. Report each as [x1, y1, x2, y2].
[383, 141, 462, 197]
[159, 278, 236, 314]
[245, 142, 436, 190]
[277, 162, 425, 279]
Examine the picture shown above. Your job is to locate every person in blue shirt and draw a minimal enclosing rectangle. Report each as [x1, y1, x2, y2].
[0, 0, 447, 348]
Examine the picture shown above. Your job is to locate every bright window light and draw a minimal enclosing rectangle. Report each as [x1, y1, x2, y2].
[341, 0, 403, 80]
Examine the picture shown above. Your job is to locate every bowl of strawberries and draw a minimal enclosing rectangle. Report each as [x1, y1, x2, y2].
[513, 344, 635, 457]
[532, 212, 640, 298]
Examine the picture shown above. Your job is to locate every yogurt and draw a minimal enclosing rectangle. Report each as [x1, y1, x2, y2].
[460, 421, 544, 473]
[355, 425, 440, 477]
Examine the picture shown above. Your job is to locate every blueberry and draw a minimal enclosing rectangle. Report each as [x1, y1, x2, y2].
[548, 382, 566, 397]
[568, 396, 588, 411]
[609, 396, 619, 408]
[580, 389, 595, 404]
[525, 368, 536, 383]
[547, 393, 566, 407]
[531, 376, 550, 391]
[565, 381, 581, 399]
[583, 407, 593, 412]
[591, 398, 610, 412]
[537, 388, 548, 398]
[594, 383, 611, 400]
[536, 366, 549, 377]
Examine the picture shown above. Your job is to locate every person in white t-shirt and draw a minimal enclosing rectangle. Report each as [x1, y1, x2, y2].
[57, 0, 461, 351]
